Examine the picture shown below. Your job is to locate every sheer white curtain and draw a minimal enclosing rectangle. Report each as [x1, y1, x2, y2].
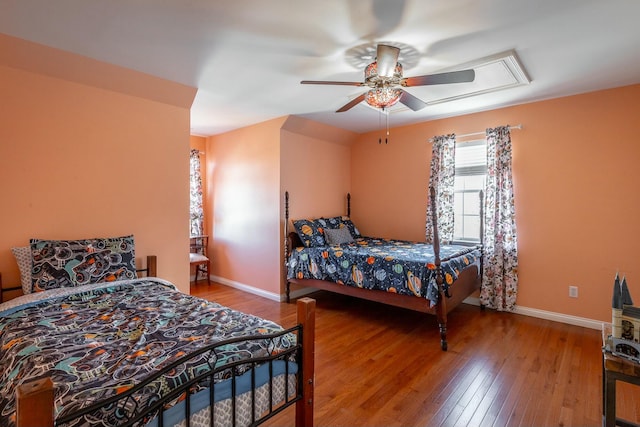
[189, 149, 204, 236]
[480, 126, 518, 311]
[426, 134, 456, 244]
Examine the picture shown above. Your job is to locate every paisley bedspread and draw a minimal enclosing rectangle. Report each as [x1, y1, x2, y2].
[287, 237, 481, 305]
[0, 278, 295, 427]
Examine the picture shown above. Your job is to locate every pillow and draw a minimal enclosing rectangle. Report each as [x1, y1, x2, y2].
[321, 216, 361, 237]
[11, 246, 32, 295]
[292, 219, 326, 247]
[30, 235, 137, 292]
[324, 227, 354, 245]
[341, 217, 361, 237]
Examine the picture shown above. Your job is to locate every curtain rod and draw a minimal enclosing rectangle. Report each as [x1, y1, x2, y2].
[428, 124, 523, 142]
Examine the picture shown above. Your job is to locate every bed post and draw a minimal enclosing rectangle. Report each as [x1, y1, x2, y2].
[296, 297, 316, 427]
[285, 191, 292, 303]
[16, 378, 54, 427]
[347, 193, 351, 217]
[147, 255, 157, 277]
[429, 186, 448, 351]
[478, 190, 485, 310]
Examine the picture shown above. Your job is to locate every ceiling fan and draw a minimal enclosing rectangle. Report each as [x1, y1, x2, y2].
[301, 44, 476, 113]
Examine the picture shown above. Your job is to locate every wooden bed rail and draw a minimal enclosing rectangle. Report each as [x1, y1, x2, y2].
[16, 297, 316, 427]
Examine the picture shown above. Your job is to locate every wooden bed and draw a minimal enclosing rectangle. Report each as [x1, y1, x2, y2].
[1, 240, 315, 427]
[284, 187, 481, 351]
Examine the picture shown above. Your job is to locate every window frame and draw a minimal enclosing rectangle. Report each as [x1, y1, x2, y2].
[452, 139, 486, 246]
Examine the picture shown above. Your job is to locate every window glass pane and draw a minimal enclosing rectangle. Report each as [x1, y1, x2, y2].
[454, 215, 463, 237]
[454, 174, 484, 192]
[455, 143, 487, 169]
[464, 174, 485, 190]
[453, 140, 486, 242]
[463, 192, 480, 215]
[454, 196, 463, 212]
[463, 216, 481, 240]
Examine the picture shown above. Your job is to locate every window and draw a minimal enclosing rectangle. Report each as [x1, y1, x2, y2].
[453, 140, 486, 243]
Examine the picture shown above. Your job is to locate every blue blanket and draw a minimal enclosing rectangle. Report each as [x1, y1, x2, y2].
[287, 237, 481, 305]
[0, 279, 295, 427]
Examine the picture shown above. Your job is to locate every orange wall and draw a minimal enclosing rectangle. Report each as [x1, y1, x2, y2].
[206, 116, 356, 297]
[0, 38, 195, 293]
[352, 84, 640, 321]
[207, 118, 286, 295]
[280, 117, 357, 295]
[280, 116, 356, 221]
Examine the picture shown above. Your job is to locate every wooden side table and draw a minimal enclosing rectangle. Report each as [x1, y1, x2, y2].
[602, 323, 640, 427]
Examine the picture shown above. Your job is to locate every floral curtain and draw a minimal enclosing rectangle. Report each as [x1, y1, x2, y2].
[426, 134, 456, 244]
[189, 149, 204, 236]
[480, 126, 518, 311]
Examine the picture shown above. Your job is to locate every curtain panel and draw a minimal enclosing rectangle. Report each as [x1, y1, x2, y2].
[480, 126, 519, 311]
[426, 134, 456, 244]
[189, 149, 204, 237]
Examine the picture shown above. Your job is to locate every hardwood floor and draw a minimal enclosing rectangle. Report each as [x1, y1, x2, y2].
[191, 281, 640, 427]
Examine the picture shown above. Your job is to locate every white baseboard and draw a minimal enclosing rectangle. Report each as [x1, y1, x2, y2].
[210, 275, 281, 301]
[463, 297, 603, 330]
[209, 275, 319, 302]
[207, 277, 603, 330]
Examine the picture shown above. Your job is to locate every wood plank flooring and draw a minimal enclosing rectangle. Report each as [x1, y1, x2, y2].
[191, 281, 640, 427]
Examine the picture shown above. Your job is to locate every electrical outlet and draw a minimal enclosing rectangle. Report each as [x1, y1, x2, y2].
[569, 286, 578, 298]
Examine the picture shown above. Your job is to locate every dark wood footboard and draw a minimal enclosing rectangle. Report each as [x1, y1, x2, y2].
[16, 297, 317, 427]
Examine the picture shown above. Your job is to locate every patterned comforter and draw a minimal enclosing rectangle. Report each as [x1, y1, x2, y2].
[0, 278, 295, 427]
[287, 237, 481, 306]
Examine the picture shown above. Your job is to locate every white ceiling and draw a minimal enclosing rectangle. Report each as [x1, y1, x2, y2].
[2, 0, 640, 136]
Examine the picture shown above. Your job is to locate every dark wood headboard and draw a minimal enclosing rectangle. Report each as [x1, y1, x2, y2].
[287, 231, 303, 251]
[283, 191, 351, 302]
[0, 274, 21, 303]
[283, 191, 351, 250]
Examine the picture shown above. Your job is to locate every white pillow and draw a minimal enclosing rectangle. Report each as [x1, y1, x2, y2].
[324, 227, 354, 245]
[11, 246, 32, 294]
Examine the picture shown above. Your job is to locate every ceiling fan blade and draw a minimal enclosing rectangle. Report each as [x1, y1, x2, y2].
[336, 93, 366, 112]
[399, 90, 427, 111]
[402, 69, 475, 86]
[376, 44, 400, 78]
[301, 80, 364, 86]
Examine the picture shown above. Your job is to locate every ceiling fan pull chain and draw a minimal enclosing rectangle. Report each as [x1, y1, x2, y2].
[385, 108, 390, 144]
[378, 108, 383, 144]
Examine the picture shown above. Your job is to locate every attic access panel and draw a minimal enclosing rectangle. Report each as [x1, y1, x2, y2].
[391, 50, 531, 112]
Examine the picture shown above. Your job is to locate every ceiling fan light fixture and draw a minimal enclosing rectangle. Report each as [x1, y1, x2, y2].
[365, 87, 402, 109]
[365, 61, 403, 83]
